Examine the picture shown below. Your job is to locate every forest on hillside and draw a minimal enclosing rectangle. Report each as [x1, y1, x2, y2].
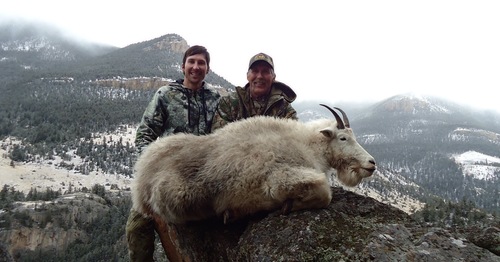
[0, 78, 153, 177]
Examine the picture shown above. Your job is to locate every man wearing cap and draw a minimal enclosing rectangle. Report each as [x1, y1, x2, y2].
[212, 52, 297, 130]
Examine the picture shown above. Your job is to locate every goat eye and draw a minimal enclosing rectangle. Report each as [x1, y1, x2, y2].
[340, 137, 347, 141]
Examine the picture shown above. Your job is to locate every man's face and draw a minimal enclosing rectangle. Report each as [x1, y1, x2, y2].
[247, 61, 275, 99]
[182, 54, 209, 87]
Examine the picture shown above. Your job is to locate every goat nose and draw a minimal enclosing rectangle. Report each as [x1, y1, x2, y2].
[369, 159, 376, 165]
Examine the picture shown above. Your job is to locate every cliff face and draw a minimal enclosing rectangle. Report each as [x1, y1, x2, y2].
[92, 76, 170, 90]
[91, 76, 232, 94]
[160, 187, 500, 261]
[0, 193, 111, 256]
[143, 36, 188, 53]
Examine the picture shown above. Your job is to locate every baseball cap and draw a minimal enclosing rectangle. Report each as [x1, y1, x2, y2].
[248, 53, 274, 69]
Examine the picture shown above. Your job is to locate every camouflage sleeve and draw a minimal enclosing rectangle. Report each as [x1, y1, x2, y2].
[285, 104, 298, 120]
[211, 96, 235, 131]
[135, 89, 169, 153]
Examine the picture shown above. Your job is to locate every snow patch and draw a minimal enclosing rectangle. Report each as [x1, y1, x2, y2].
[452, 151, 500, 180]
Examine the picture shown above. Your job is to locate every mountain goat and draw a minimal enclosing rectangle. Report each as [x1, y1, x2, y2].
[132, 104, 376, 224]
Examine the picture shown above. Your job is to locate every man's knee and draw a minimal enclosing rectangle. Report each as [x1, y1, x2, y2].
[126, 209, 154, 235]
[126, 209, 155, 262]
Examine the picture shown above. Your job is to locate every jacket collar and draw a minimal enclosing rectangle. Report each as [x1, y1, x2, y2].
[239, 81, 297, 103]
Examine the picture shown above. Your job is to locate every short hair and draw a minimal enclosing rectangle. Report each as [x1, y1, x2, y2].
[183, 45, 210, 67]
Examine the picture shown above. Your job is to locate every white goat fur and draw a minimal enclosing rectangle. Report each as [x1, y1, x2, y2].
[132, 115, 376, 224]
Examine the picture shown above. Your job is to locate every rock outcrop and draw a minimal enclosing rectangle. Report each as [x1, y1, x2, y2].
[0, 242, 14, 262]
[159, 187, 500, 261]
[0, 193, 110, 256]
[93, 76, 170, 90]
[143, 36, 188, 53]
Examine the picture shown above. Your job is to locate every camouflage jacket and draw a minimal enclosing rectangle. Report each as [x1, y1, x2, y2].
[135, 80, 221, 153]
[212, 81, 297, 130]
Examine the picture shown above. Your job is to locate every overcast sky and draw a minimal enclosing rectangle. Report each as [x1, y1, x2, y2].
[2, 0, 500, 112]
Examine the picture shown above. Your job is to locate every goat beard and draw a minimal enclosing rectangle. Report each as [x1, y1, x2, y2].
[335, 163, 364, 187]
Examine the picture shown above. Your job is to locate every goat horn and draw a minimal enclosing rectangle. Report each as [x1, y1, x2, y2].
[333, 107, 350, 128]
[319, 104, 345, 129]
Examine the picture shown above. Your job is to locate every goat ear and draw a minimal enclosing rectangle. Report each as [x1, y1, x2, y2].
[320, 128, 334, 138]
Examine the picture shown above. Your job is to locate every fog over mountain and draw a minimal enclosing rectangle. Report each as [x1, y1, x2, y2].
[3, 2, 500, 114]
[0, 18, 116, 57]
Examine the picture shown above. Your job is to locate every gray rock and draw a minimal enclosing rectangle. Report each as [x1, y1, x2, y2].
[162, 187, 500, 261]
[468, 226, 500, 256]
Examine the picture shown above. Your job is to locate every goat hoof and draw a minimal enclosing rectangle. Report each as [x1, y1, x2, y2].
[281, 199, 293, 215]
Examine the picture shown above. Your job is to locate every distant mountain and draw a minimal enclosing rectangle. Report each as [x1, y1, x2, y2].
[0, 19, 233, 88]
[0, 20, 234, 144]
[347, 94, 499, 212]
[0, 19, 116, 78]
[293, 94, 500, 212]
